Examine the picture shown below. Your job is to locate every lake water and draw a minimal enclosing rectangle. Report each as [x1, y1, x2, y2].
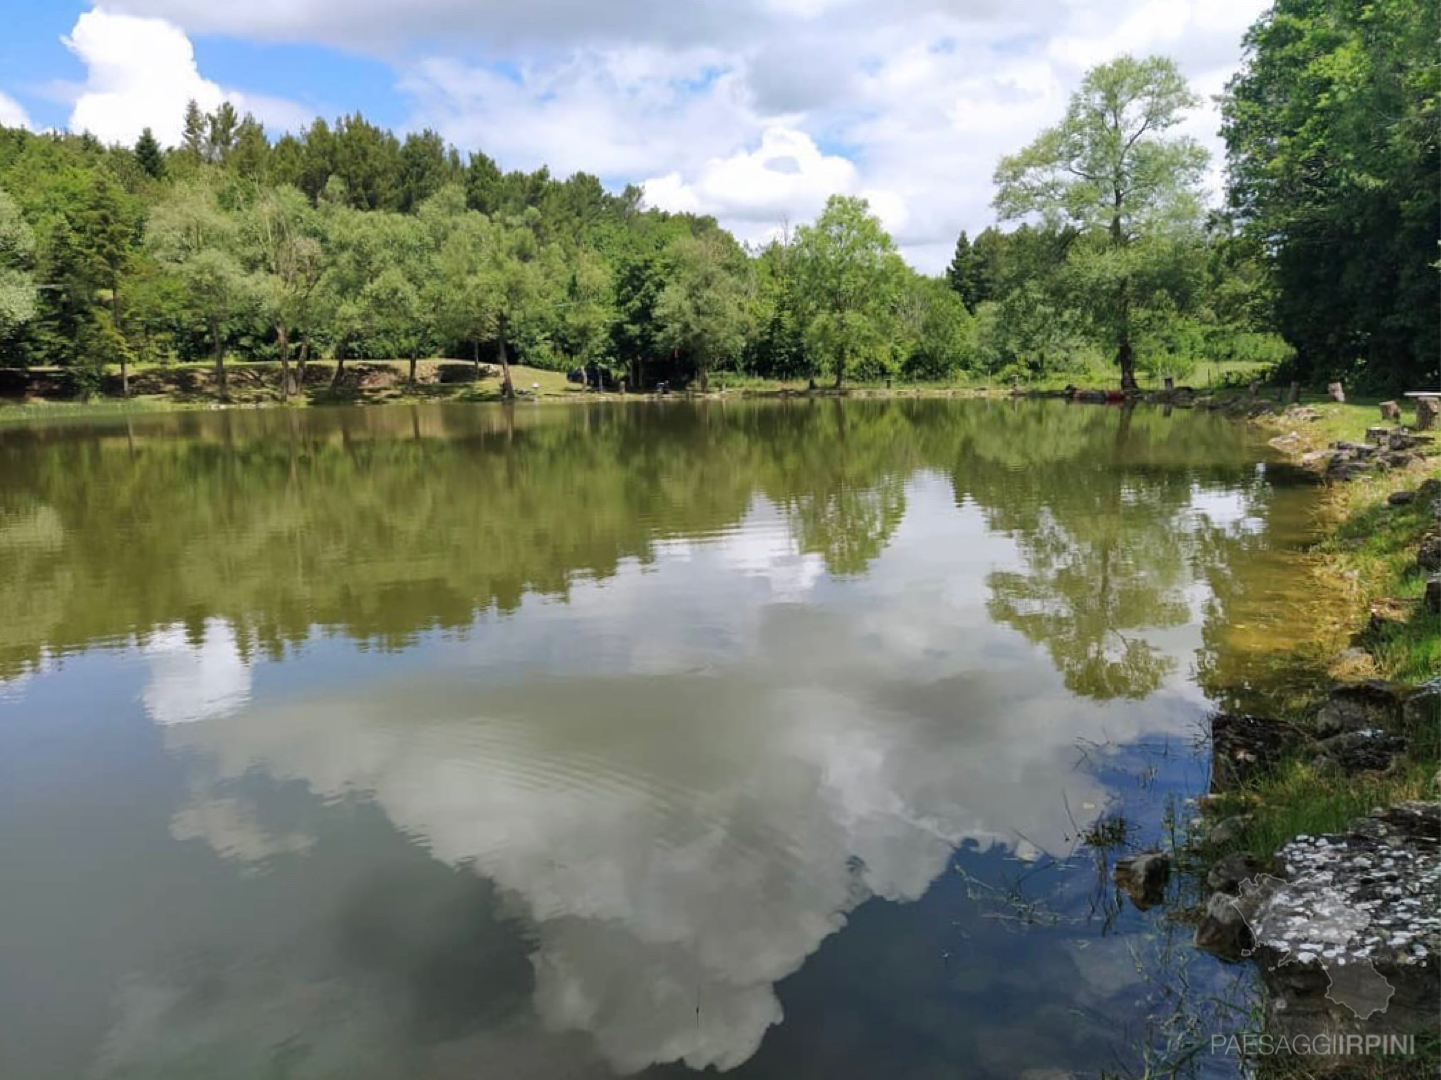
[0, 399, 1317, 1079]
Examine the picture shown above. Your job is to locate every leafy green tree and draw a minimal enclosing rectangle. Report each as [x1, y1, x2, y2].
[0, 187, 36, 347]
[654, 232, 752, 391]
[229, 115, 270, 181]
[244, 185, 326, 395]
[792, 195, 898, 388]
[147, 179, 251, 394]
[475, 214, 560, 397]
[555, 247, 615, 376]
[994, 55, 1208, 391]
[1223, 0, 1440, 387]
[134, 128, 166, 181]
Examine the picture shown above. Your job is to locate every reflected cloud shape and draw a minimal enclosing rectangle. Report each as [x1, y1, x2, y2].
[153, 541, 1207, 1075]
[142, 619, 251, 726]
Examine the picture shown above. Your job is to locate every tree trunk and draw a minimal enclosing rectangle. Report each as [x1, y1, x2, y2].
[330, 344, 346, 390]
[473, 339, 481, 380]
[1117, 339, 1137, 393]
[699, 362, 709, 393]
[298, 331, 311, 389]
[113, 277, 128, 398]
[408, 343, 419, 389]
[277, 323, 294, 398]
[497, 326, 515, 399]
[209, 316, 227, 398]
[833, 356, 844, 391]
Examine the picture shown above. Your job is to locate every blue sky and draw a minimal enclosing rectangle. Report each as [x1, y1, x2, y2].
[0, 1, 1269, 271]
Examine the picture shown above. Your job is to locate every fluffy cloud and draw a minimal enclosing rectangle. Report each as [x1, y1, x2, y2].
[0, 91, 31, 129]
[133, 483, 1214, 1075]
[99, 0, 1269, 268]
[63, 9, 310, 147]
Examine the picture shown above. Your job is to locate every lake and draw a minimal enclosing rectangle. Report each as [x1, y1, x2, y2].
[0, 398, 1317, 1079]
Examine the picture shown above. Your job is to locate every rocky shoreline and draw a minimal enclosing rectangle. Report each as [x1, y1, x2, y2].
[1112, 427, 1440, 1074]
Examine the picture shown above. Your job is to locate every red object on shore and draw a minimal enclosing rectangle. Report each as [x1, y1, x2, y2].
[1105, 390, 1126, 402]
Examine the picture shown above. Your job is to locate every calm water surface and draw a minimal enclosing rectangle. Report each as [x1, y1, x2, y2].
[0, 399, 1316, 1079]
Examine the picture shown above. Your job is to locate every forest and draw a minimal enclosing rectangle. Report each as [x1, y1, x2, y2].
[0, 0, 1435, 397]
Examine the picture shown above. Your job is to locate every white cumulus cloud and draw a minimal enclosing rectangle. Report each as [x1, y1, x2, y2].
[63, 8, 311, 147]
[0, 91, 31, 129]
[94, 0, 1270, 268]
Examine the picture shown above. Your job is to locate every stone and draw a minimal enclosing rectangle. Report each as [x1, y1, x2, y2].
[1381, 400, 1402, 421]
[1245, 802, 1441, 1041]
[1327, 461, 1372, 482]
[1327, 381, 1346, 403]
[1388, 431, 1420, 451]
[1207, 851, 1277, 894]
[1366, 426, 1391, 446]
[1298, 449, 1338, 470]
[1388, 489, 1417, 506]
[1417, 478, 1441, 503]
[1112, 850, 1171, 911]
[1418, 532, 1441, 573]
[1204, 815, 1255, 849]
[1368, 597, 1412, 633]
[1211, 714, 1308, 790]
[1401, 681, 1441, 731]
[1312, 728, 1408, 775]
[1285, 405, 1321, 422]
[1313, 682, 1409, 738]
[1195, 889, 1262, 962]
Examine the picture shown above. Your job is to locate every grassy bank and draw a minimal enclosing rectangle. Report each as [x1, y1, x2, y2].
[1211, 403, 1439, 852]
[1, 357, 1278, 414]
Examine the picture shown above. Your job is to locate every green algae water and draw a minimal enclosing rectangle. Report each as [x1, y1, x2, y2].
[0, 399, 1317, 1079]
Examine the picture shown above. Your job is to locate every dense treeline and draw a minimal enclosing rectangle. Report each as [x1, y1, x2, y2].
[1222, 0, 1440, 388]
[0, 9, 1434, 394]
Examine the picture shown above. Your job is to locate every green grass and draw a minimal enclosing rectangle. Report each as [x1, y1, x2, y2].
[1201, 432, 1440, 859]
[0, 397, 185, 424]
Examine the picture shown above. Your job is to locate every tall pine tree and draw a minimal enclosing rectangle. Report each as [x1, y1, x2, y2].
[134, 128, 166, 180]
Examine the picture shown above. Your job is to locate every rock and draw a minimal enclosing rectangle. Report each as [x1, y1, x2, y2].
[1388, 489, 1417, 506]
[1380, 400, 1402, 421]
[1195, 889, 1263, 962]
[1298, 448, 1338, 470]
[1207, 851, 1279, 894]
[1401, 681, 1441, 731]
[1312, 728, 1408, 775]
[1204, 815, 1255, 849]
[1426, 577, 1440, 615]
[1112, 850, 1171, 911]
[1417, 478, 1441, 503]
[1367, 598, 1412, 633]
[1268, 432, 1304, 454]
[1418, 532, 1441, 573]
[1246, 802, 1441, 1042]
[1210, 714, 1307, 790]
[1327, 461, 1372, 482]
[1285, 405, 1321, 422]
[1313, 681, 1410, 738]
[1366, 426, 1391, 446]
[1327, 381, 1346, 403]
